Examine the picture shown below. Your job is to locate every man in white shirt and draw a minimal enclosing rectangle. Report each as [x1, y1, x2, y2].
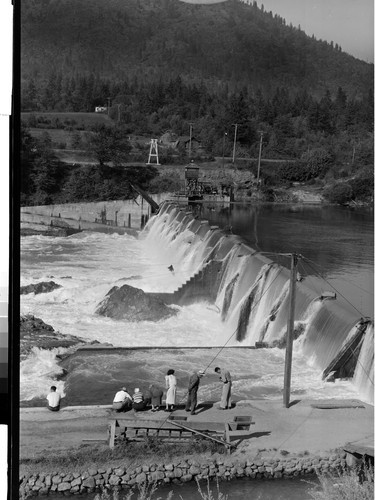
[112, 386, 132, 412]
[46, 386, 61, 412]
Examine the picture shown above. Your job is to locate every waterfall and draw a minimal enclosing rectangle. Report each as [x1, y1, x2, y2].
[144, 203, 373, 398]
[221, 273, 239, 321]
[353, 322, 374, 404]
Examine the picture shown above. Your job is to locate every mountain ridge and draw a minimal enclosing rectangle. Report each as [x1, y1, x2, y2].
[21, 0, 373, 99]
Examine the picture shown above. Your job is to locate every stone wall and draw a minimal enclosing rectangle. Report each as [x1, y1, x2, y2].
[19, 452, 348, 497]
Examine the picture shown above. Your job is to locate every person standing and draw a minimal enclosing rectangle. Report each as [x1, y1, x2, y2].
[46, 386, 61, 412]
[165, 369, 177, 412]
[214, 367, 232, 410]
[148, 384, 163, 412]
[185, 370, 204, 415]
[112, 386, 132, 412]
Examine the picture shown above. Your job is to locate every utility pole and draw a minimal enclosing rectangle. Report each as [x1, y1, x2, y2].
[222, 131, 228, 168]
[232, 124, 238, 163]
[189, 123, 193, 158]
[107, 97, 111, 115]
[351, 145, 356, 165]
[117, 104, 121, 123]
[283, 253, 299, 408]
[256, 131, 263, 186]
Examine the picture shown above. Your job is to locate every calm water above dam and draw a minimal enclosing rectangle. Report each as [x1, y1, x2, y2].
[196, 203, 374, 317]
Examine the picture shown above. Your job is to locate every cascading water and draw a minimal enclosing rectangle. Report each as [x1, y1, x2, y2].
[144, 203, 374, 402]
[353, 322, 374, 404]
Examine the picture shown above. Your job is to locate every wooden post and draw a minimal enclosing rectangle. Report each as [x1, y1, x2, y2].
[108, 420, 116, 449]
[283, 253, 299, 408]
[128, 214, 131, 228]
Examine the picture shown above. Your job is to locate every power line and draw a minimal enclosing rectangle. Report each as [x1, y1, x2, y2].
[301, 256, 367, 318]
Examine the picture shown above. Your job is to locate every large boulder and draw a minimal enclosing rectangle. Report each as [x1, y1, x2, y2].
[20, 315, 85, 358]
[20, 281, 62, 295]
[96, 285, 178, 322]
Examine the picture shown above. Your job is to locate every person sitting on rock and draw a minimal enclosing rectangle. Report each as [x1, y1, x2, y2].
[46, 386, 62, 412]
[132, 388, 146, 412]
[112, 386, 133, 412]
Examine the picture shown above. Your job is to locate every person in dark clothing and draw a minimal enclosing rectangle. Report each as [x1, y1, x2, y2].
[148, 384, 163, 412]
[185, 370, 204, 415]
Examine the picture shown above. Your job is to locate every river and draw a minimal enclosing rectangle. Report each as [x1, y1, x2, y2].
[20, 202, 373, 405]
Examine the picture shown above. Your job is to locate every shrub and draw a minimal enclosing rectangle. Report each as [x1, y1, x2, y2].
[323, 182, 353, 205]
[308, 462, 374, 500]
[148, 173, 183, 194]
[348, 171, 374, 200]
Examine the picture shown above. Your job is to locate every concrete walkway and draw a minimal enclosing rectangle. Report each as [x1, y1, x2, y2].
[20, 399, 374, 460]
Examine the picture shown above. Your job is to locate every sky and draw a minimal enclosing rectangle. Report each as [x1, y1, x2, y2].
[257, 0, 374, 63]
[181, 0, 374, 62]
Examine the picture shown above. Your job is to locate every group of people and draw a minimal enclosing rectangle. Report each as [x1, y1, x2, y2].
[45, 367, 232, 414]
[112, 366, 232, 415]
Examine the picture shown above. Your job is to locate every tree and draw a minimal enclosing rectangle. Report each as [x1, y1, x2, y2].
[323, 182, 352, 204]
[87, 125, 132, 166]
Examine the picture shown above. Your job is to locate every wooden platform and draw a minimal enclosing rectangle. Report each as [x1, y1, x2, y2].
[108, 413, 254, 453]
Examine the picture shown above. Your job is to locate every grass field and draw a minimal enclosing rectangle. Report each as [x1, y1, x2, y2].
[28, 127, 84, 147]
[21, 111, 114, 129]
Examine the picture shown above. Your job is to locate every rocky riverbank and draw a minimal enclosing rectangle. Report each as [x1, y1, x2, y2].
[20, 315, 87, 359]
[19, 451, 349, 497]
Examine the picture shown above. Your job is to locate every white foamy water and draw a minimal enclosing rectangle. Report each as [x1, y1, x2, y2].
[20, 230, 361, 402]
[20, 347, 67, 401]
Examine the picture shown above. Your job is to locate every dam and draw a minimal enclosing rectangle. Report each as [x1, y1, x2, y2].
[20, 200, 373, 406]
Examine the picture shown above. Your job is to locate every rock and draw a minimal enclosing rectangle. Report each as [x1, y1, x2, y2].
[181, 474, 192, 483]
[165, 464, 174, 471]
[20, 314, 85, 358]
[82, 477, 95, 488]
[173, 468, 182, 478]
[88, 468, 98, 476]
[20, 223, 81, 237]
[95, 284, 178, 322]
[51, 476, 61, 485]
[135, 473, 146, 484]
[115, 468, 125, 476]
[109, 475, 121, 486]
[57, 482, 71, 491]
[21, 281, 62, 295]
[71, 478, 82, 487]
[189, 466, 200, 476]
[150, 471, 165, 482]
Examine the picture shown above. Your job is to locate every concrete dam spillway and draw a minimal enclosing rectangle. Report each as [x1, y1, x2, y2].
[144, 202, 374, 404]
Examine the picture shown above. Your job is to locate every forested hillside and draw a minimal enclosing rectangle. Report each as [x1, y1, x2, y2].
[21, 0, 372, 98]
[20, 0, 374, 207]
